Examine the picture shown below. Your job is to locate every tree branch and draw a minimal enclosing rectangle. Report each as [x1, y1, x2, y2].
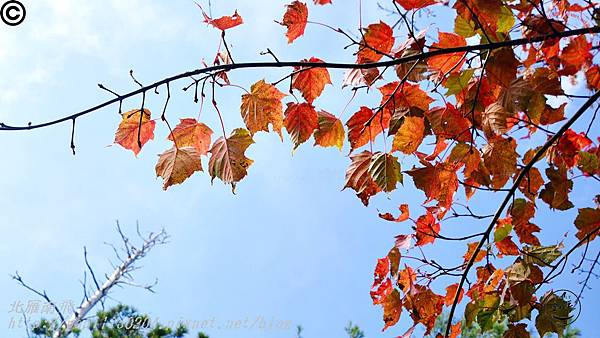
[0, 27, 596, 132]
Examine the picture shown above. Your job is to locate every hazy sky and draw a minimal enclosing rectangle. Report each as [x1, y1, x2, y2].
[0, 1, 597, 337]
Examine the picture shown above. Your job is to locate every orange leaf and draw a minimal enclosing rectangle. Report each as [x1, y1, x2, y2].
[379, 204, 410, 223]
[346, 106, 390, 152]
[392, 116, 425, 154]
[168, 118, 213, 155]
[415, 210, 440, 246]
[208, 128, 254, 192]
[240, 80, 287, 138]
[444, 283, 464, 306]
[586, 65, 600, 90]
[427, 32, 466, 74]
[357, 21, 394, 64]
[394, 0, 440, 10]
[405, 285, 444, 334]
[155, 146, 203, 190]
[382, 289, 402, 331]
[282, 1, 308, 43]
[114, 109, 156, 156]
[379, 81, 433, 113]
[549, 129, 592, 168]
[373, 256, 390, 286]
[284, 103, 318, 149]
[313, 0, 332, 4]
[449, 321, 462, 338]
[463, 242, 487, 264]
[344, 151, 382, 205]
[291, 57, 332, 103]
[397, 265, 416, 293]
[314, 110, 344, 150]
[408, 163, 459, 217]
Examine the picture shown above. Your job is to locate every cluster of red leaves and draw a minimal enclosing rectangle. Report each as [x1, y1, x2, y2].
[111, 1, 600, 336]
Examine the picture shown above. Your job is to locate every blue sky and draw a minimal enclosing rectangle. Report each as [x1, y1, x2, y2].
[0, 1, 598, 337]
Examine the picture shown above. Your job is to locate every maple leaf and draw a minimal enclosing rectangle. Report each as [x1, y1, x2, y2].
[392, 116, 425, 154]
[357, 21, 394, 64]
[291, 57, 332, 104]
[394, 0, 440, 10]
[445, 283, 464, 306]
[114, 109, 156, 156]
[313, 0, 332, 5]
[505, 324, 531, 338]
[346, 106, 390, 152]
[495, 236, 520, 257]
[574, 207, 600, 241]
[540, 165, 574, 210]
[379, 81, 433, 114]
[548, 129, 592, 168]
[509, 200, 541, 246]
[313, 110, 344, 150]
[342, 68, 380, 88]
[379, 204, 410, 223]
[371, 278, 392, 305]
[208, 128, 254, 192]
[203, 11, 243, 30]
[425, 103, 471, 142]
[586, 65, 600, 90]
[369, 152, 403, 192]
[344, 151, 381, 205]
[463, 242, 487, 264]
[397, 265, 416, 293]
[155, 146, 203, 190]
[404, 285, 444, 334]
[560, 35, 592, 74]
[240, 80, 287, 138]
[282, 1, 308, 43]
[482, 137, 518, 189]
[415, 210, 440, 246]
[486, 48, 519, 88]
[284, 103, 318, 149]
[408, 163, 459, 217]
[427, 32, 466, 74]
[482, 102, 512, 137]
[168, 118, 213, 154]
[382, 289, 402, 331]
[373, 256, 390, 287]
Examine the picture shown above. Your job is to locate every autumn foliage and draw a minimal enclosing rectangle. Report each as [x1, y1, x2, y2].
[5, 0, 600, 337]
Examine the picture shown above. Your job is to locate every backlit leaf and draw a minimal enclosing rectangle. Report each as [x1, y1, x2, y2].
[208, 128, 254, 192]
[155, 146, 203, 190]
[284, 102, 318, 149]
[282, 1, 308, 43]
[369, 152, 402, 192]
[314, 110, 344, 150]
[114, 109, 156, 156]
[291, 57, 332, 103]
[240, 80, 287, 138]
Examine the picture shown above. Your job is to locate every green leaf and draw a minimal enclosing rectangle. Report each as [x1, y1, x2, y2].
[445, 69, 475, 96]
[494, 222, 513, 243]
[497, 6, 515, 33]
[577, 151, 599, 175]
[369, 152, 402, 192]
[454, 15, 476, 38]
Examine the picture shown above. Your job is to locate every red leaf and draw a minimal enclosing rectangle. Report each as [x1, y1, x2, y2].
[313, 0, 332, 4]
[427, 32, 467, 74]
[394, 0, 440, 10]
[282, 1, 308, 43]
[357, 22, 394, 64]
[496, 236, 520, 257]
[379, 82, 433, 114]
[463, 242, 487, 264]
[291, 57, 332, 103]
[373, 256, 390, 287]
[196, 3, 243, 30]
[586, 65, 600, 90]
[415, 210, 440, 246]
[408, 163, 459, 217]
[346, 106, 390, 152]
[371, 278, 392, 304]
[509, 199, 541, 245]
[561, 35, 592, 73]
[425, 104, 471, 142]
[549, 129, 592, 168]
[314, 110, 344, 150]
[284, 103, 318, 149]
